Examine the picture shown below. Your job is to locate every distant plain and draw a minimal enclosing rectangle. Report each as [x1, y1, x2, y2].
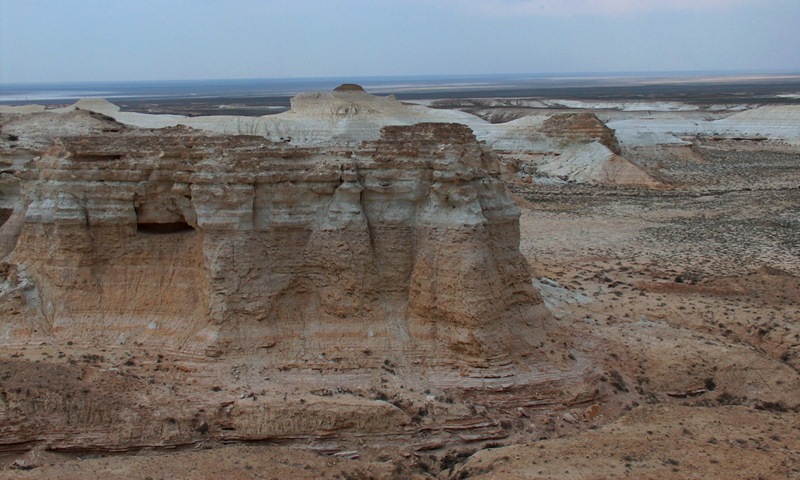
[3, 73, 799, 117]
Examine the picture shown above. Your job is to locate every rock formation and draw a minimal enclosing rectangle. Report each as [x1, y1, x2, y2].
[0, 115, 599, 451]
[540, 113, 621, 153]
[609, 105, 800, 147]
[10, 122, 556, 372]
[16, 87, 658, 186]
[478, 113, 658, 186]
[0, 86, 659, 453]
[1, 83, 798, 476]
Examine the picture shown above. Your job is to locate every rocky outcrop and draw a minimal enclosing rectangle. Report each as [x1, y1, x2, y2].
[333, 83, 367, 92]
[540, 113, 621, 154]
[3, 123, 557, 377]
[20, 88, 658, 186]
[0, 101, 604, 453]
[1, 108, 125, 151]
[480, 112, 658, 186]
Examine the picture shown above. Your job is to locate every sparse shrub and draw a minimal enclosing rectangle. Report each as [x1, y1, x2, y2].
[704, 378, 717, 391]
[373, 390, 388, 401]
[609, 370, 628, 392]
[717, 392, 745, 405]
[440, 449, 477, 472]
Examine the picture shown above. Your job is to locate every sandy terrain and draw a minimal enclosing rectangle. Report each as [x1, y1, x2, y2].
[499, 137, 800, 479]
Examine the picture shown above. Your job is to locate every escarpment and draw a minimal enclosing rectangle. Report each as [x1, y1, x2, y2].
[0, 106, 607, 454]
[4, 123, 558, 378]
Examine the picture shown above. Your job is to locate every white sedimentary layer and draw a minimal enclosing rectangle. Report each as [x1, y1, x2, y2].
[58, 94, 483, 146]
[11, 89, 797, 185]
[713, 106, 800, 143]
[610, 105, 800, 146]
[44, 91, 651, 185]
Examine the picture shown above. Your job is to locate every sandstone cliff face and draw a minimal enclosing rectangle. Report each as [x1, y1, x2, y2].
[3, 123, 553, 380]
[0, 107, 607, 455]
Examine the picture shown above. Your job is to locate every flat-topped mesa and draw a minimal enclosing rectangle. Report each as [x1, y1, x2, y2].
[3, 122, 558, 381]
[540, 113, 622, 154]
[333, 83, 366, 92]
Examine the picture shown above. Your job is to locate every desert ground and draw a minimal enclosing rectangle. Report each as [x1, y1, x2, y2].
[0, 79, 798, 478]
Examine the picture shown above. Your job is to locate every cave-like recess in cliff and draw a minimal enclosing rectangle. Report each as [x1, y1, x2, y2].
[136, 220, 195, 234]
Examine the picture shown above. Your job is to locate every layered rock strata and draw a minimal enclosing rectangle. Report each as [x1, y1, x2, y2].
[11, 90, 658, 186]
[3, 123, 556, 380]
[0, 106, 606, 454]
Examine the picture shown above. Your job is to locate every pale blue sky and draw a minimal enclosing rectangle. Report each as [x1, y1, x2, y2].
[1, 0, 798, 83]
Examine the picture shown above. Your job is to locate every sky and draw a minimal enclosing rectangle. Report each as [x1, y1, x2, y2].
[1, 0, 799, 84]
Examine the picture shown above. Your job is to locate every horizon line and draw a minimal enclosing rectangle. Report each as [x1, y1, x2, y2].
[3, 69, 800, 88]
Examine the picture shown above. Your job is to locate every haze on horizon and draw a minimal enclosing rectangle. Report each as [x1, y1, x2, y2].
[1, 0, 799, 84]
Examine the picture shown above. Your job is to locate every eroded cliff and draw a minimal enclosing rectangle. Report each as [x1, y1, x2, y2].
[0, 120, 599, 452]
